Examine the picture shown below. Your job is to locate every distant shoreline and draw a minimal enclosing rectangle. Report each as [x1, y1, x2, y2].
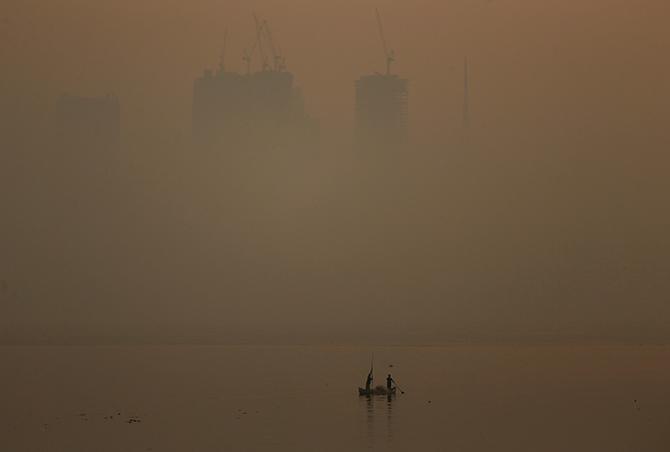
[1, 333, 668, 348]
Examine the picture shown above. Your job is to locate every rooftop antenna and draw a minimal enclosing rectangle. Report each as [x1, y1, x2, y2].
[375, 8, 395, 76]
[463, 57, 470, 129]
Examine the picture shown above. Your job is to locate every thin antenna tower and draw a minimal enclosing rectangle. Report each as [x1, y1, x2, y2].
[463, 57, 470, 129]
[219, 28, 229, 72]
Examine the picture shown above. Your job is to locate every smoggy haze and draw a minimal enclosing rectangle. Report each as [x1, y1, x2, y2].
[1, 0, 669, 344]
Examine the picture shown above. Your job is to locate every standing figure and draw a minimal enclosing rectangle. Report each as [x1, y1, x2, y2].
[386, 374, 395, 391]
[365, 369, 374, 392]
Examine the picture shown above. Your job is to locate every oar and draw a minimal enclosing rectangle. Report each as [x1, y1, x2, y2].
[394, 383, 405, 394]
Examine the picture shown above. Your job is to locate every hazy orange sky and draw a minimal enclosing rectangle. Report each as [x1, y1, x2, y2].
[2, 0, 668, 143]
[1, 1, 669, 343]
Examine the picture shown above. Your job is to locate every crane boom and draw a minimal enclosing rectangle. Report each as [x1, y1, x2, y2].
[243, 14, 287, 74]
[375, 8, 395, 76]
[262, 20, 285, 72]
[375, 9, 389, 59]
[253, 13, 269, 71]
[242, 36, 258, 75]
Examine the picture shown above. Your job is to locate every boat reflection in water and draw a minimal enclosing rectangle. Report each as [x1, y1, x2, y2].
[359, 386, 397, 447]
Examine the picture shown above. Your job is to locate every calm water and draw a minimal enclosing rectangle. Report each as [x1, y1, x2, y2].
[2, 345, 669, 451]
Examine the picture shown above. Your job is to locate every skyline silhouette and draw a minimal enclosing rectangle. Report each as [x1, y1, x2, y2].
[1, 0, 669, 345]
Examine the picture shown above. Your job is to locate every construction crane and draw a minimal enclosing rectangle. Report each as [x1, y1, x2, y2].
[261, 19, 285, 72]
[253, 13, 270, 71]
[242, 36, 258, 75]
[241, 14, 286, 74]
[375, 8, 395, 76]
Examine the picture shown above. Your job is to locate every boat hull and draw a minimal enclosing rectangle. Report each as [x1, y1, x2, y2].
[358, 386, 397, 396]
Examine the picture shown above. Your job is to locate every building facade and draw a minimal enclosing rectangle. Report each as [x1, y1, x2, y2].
[354, 74, 408, 149]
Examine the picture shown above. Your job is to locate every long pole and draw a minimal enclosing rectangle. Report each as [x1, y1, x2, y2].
[463, 56, 470, 129]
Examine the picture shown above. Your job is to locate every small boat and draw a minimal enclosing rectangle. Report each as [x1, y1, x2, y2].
[358, 386, 397, 396]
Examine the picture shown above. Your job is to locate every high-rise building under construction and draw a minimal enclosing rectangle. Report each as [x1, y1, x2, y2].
[193, 69, 316, 148]
[354, 74, 408, 148]
[192, 17, 317, 149]
[354, 9, 408, 149]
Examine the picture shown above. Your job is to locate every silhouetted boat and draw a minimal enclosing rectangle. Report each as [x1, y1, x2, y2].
[358, 386, 396, 396]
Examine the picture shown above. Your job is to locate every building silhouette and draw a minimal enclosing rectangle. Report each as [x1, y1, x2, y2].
[354, 74, 408, 149]
[54, 94, 120, 150]
[192, 18, 317, 150]
[192, 68, 316, 149]
[354, 9, 408, 150]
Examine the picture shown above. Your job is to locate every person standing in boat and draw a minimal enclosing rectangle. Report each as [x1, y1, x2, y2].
[386, 374, 396, 391]
[365, 369, 374, 392]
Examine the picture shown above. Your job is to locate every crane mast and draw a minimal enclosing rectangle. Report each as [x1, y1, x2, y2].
[242, 36, 258, 75]
[253, 13, 270, 71]
[241, 14, 287, 75]
[375, 8, 395, 76]
[262, 19, 285, 72]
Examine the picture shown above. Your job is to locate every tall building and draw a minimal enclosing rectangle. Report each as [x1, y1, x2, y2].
[355, 9, 408, 150]
[192, 67, 316, 149]
[192, 18, 318, 150]
[354, 74, 408, 149]
[54, 94, 120, 150]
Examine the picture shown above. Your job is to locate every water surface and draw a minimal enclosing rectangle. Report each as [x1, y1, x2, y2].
[2, 345, 669, 451]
